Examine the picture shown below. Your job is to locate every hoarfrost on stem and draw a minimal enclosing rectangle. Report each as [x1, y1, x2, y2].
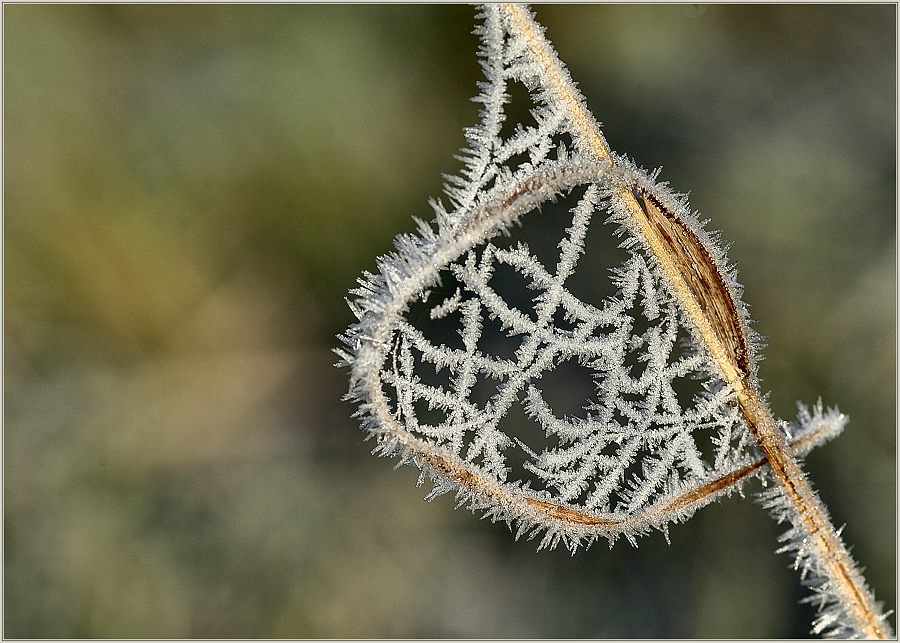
[338, 5, 890, 638]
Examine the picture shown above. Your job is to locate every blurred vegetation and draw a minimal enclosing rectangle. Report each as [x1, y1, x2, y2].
[4, 4, 895, 638]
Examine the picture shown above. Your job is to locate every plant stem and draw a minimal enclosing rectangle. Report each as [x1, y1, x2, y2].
[501, 3, 891, 637]
[740, 387, 890, 638]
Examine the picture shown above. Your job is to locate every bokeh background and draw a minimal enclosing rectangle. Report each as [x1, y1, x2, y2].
[4, 4, 895, 638]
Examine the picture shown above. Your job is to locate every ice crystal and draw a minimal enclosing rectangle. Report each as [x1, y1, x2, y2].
[337, 5, 893, 637]
[337, 5, 843, 550]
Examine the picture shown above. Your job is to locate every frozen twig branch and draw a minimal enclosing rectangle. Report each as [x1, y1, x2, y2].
[338, 4, 893, 638]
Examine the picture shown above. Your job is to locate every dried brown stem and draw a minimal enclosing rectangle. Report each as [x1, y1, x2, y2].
[501, 3, 890, 637]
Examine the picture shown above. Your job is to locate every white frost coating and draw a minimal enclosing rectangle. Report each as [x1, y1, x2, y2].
[337, 5, 842, 551]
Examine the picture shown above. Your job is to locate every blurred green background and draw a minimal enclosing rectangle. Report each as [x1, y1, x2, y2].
[4, 4, 895, 638]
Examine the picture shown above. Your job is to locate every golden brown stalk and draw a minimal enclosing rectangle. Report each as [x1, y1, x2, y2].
[501, 3, 890, 638]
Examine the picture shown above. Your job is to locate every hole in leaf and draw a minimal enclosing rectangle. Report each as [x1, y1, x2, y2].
[551, 306, 578, 333]
[497, 80, 536, 143]
[412, 396, 448, 432]
[487, 256, 539, 322]
[497, 401, 546, 491]
[478, 313, 525, 364]
[502, 149, 533, 175]
[412, 353, 452, 391]
[470, 374, 503, 410]
[531, 357, 595, 421]
[403, 271, 466, 351]
[507, 186, 591, 275]
[562, 203, 630, 308]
